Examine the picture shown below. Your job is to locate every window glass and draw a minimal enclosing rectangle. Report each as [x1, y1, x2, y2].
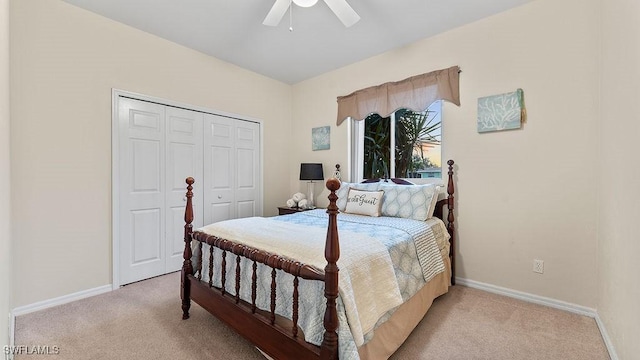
[363, 114, 391, 179]
[353, 101, 442, 181]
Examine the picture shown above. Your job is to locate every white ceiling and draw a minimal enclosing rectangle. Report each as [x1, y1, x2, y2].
[61, 0, 532, 84]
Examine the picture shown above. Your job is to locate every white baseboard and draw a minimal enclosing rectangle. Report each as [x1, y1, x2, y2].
[455, 277, 596, 317]
[595, 313, 619, 360]
[9, 310, 14, 346]
[256, 347, 273, 360]
[9, 284, 112, 356]
[12, 285, 112, 318]
[6, 311, 15, 360]
[455, 277, 620, 359]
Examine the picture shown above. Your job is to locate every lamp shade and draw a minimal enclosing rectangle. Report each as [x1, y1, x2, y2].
[300, 163, 324, 181]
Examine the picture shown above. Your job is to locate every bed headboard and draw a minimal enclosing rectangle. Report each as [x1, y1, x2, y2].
[360, 177, 414, 185]
[339, 163, 454, 223]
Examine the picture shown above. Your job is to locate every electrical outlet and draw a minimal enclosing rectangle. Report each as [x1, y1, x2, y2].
[533, 259, 544, 274]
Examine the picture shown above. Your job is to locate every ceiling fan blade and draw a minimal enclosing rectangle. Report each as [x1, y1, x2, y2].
[323, 0, 360, 27]
[263, 0, 290, 26]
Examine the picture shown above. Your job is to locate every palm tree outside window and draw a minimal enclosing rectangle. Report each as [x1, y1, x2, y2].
[351, 101, 442, 182]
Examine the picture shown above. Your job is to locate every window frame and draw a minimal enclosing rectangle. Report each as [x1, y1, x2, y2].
[348, 101, 443, 184]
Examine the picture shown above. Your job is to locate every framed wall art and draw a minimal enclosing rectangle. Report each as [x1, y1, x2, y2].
[477, 88, 526, 133]
[312, 126, 330, 151]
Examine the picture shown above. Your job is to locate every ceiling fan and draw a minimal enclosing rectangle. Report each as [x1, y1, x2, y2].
[263, 0, 361, 28]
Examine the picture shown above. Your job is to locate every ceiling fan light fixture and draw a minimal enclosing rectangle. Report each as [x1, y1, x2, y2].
[293, 0, 319, 8]
[264, 0, 359, 27]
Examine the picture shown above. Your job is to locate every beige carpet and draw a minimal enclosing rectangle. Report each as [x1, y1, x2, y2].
[14, 272, 609, 360]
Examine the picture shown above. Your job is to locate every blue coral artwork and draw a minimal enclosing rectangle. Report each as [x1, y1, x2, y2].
[477, 88, 526, 133]
[312, 126, 330, 151]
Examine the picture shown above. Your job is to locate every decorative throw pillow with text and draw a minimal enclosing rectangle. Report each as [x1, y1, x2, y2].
[344, 189, 384, 217]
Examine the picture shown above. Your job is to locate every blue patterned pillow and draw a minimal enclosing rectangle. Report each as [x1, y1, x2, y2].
[378, 183, 439, 221]
[336, 182, 381, 211]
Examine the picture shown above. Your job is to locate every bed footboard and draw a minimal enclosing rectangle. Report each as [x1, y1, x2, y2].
[181, 177, 342, 360]
[180, 161, 456, 360]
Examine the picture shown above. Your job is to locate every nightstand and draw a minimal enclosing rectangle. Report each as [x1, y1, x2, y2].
[277, 206, 313, 215]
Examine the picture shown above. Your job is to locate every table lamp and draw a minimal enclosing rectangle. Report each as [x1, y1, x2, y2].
[299, 163, 324, 209]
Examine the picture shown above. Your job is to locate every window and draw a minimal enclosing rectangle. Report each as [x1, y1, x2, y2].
[350, 101, 442, 182]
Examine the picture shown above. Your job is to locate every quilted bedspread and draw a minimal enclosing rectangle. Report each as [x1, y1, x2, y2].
[195, 209, 447, 360]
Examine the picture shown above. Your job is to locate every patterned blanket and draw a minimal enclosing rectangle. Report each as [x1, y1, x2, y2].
[196, 210, 447, 359]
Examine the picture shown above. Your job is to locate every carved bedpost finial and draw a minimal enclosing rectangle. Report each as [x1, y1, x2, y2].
[324, 177, 341, 277]
[182, 177, 195, 320]
[446, 160, 456, 285]
[185, 177, 194, 223]
[333, 164, 341, 180]
[326, 178, 341, 206]
[321, 178, 340, 359]
[446, 160, 454, 213]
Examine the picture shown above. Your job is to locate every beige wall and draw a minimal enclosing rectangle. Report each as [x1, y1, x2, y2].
[10, 0, 292, 307]
[598, 0, 640, 358]
[10, 0, 638, 357]
[1, 0, 11, 348]
[292, 0, 601, 307]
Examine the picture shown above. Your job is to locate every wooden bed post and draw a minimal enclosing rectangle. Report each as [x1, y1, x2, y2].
[182, 177, 195, 320]
[320, 178, 341, 360]
[446, 160, 456, 286]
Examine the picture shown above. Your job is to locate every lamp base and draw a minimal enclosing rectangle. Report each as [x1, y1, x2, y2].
[306, 181, 316, 209]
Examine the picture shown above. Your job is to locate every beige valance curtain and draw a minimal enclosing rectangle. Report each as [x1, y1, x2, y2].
[336, 66, 461, 125]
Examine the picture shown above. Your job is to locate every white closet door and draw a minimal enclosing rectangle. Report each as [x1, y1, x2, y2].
[203, 114, 235, 225]
[116, 94, 261, 286]
[118, 98, 166, 285]
[165, 107, 203, 272]
[235, 121, 261, 218]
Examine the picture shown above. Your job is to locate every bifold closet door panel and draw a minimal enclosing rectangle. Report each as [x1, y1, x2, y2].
[203, 114, 262, 225]
[118, 98, 167, 285]
[165, 107, 203, 272]
[203, 114, 235, 225]
[234, 120, 261, 219]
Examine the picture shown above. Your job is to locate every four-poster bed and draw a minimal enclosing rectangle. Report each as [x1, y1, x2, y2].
[181, 160, 456, 360]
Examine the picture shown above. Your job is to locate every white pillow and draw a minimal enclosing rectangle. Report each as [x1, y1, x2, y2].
[336, 182, 381, 211]
[344, 189, 384, 217]
[429, 185, 444, 219]
[378, 183, 438, 221]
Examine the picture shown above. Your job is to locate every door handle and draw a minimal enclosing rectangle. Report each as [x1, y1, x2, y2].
[217, 195, 222, 199]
